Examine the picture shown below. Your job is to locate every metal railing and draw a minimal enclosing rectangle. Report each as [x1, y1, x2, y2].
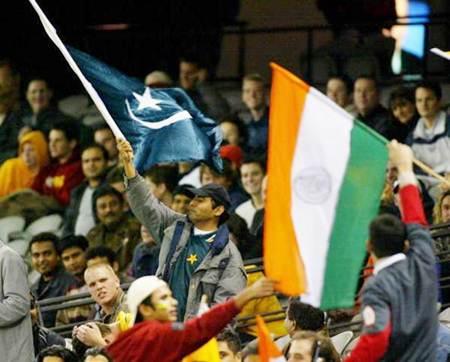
[37, 224, 450, 337]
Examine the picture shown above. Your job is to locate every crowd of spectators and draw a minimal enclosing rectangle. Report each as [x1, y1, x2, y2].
[1, 43, 450, 362]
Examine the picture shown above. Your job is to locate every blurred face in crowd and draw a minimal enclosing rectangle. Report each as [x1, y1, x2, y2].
[85, 265, 120, 309]
[179, 61, 199, 90]
[201, 166, 229, 188]
[31, 241, 59, 276]
[242, 80, 265, 112]
[220, 121, 240, 146]
[241, 162, 264, 197]
[188, 196, 224, 224]
[326, 78, 350, 108]
[139, 285, 178, 322]
[354, 78, 379, 116]
[22, 142, 39, 169]
[287, 338, 314, 362]
[96, 194, 124, 227]
[218, 341, 241, 362]
[94, 128, 118, 162]
[441, 195, 450, 224]
[171, 193, 192, 214]
[61, 246, 87, 277]
[49, 129, 76, 162]
[391, 98, 416, 124]
[82, 147, 107, 180]
[415, 87, 441, 121]
[0, 64, 19, 113]
[26, 79, 52, 114]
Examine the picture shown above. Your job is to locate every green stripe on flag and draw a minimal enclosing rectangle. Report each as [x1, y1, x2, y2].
[320, 121, 388, 309]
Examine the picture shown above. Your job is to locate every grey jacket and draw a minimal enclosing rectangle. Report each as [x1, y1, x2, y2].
[126, 175, 247, 320]
[0, 240, 34, 362]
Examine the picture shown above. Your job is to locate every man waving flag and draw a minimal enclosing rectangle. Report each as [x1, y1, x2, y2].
[28, 0, 223, 173]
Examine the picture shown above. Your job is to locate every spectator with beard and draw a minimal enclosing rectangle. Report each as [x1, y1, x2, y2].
[62, 144, 109, 236]
[87, 185, 141, 272]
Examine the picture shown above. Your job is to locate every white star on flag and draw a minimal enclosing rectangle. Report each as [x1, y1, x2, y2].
[132, 87, 162, 111]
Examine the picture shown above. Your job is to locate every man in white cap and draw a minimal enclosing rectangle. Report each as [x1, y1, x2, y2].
[106, 275, 276, 362]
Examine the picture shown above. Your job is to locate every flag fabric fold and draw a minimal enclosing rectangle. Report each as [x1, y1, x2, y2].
[264, 63, 388, 309]
[256, 315, 286, 362]
[28, 0, 223, 173]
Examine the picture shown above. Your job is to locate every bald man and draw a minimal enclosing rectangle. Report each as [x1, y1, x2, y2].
[84, 264, 128, 324]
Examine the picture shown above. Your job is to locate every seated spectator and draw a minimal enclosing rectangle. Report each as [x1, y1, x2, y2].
[84, 347, 113, 362]
[353, 75, 389, 137]
[385, 86, 418, 142]
[326, 74, 355, 113]
[144, 70, 173, 88]
[170, 184, 194, 214]
[105, 275, 275, 362]
[62, 144, 109, 236]
[239, 74, 269, 156]
[284, 299, 326, 336]
[105, 165, 130, 209]
[284, 331, 340, 362]
[131, 225, 160, 278]
[227, 213, 260, 260]
[220, 144, 244, 171]
[30, 232, 77, 327]
[32, 318, 66, 357]
[84, 263, 128, 324]
[219, 117, 248, 148]
[36, 345, 78, 362]
[217, 329, 242, 362]
[32, 120, 84, 206]
[94, 125, 119, 168]
[277, 298, 327, 350]
[87, 185, 141, 272]
[434, 190, 450, 225]
[21, 77, 71, 136]
[56, 235, 91, 325]
[179, 56, 230, 120]
[143, 164, 179, 207]
[0, 58, 23, 165]
[85, 246, 127, 281]
[73, 322, 119, 360]
[406, 81, 450, 191]
[200, 161, 248, 211]
[0, 130, 49, 197]
[235, 158, 265, 228]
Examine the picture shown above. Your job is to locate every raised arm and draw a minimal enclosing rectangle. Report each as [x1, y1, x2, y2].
[117, 139, 184, 243]
[388, 140, 427, 226]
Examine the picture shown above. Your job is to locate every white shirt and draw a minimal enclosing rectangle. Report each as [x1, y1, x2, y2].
[74, 187, 96, 236]
[235, 199, 257, 228]
[373, 253, 406, 275]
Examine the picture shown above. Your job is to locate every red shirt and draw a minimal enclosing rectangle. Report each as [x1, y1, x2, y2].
[32, 151, 84, 206]
[107, 299, 240, 362]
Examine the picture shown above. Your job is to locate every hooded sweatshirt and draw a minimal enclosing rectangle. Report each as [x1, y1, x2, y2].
[0, 130, 49, 198]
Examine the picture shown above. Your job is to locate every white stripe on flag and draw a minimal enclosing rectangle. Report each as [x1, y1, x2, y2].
[291, 88, 353, 306]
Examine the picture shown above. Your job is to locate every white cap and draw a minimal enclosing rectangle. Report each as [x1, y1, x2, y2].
[127, 276, 167, 325]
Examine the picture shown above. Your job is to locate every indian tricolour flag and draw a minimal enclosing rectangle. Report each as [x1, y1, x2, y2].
[264, 63, 388, 309]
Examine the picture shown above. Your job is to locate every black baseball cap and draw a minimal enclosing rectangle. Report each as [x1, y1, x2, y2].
[173, 184, 195, 198]
[187, 184, 231, 211]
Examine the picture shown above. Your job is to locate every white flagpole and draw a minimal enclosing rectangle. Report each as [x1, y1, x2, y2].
[28, 0, 126, 139]
[430, 48, 450, 61]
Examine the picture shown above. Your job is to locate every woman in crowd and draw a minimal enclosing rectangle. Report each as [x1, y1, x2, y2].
[0, 130, 49, 197]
